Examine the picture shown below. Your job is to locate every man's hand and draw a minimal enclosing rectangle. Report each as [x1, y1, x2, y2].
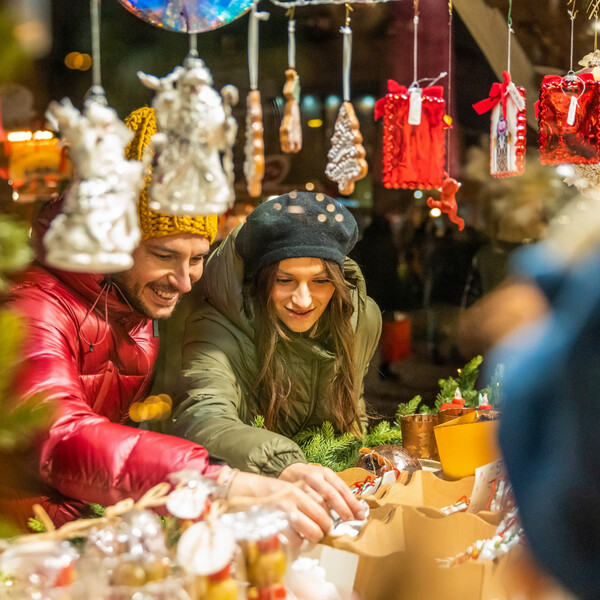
[278, 462, 366, 523]
[226, 470, 333, 547]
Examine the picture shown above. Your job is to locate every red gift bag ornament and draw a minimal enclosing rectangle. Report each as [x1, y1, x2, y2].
[426, 175, 464, 231]
[473, 71, 526, 178]
[375, 80, 446, 189]
[537, 72, 600, 165]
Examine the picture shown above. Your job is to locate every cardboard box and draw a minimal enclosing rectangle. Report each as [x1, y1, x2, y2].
[327, 468, 517, 599]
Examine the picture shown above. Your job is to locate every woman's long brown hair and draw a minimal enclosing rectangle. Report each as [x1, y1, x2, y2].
[246, 259, 361, 434]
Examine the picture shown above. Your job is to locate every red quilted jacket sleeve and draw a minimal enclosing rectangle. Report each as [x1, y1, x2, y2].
[9, 280, 219, 508]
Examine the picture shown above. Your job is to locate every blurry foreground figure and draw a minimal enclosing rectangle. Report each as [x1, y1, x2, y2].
[474, 191, 600, 599]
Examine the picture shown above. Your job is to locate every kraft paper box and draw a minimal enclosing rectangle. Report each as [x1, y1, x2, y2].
[328, 468, 516, 600]
[324, 504, 519, 600]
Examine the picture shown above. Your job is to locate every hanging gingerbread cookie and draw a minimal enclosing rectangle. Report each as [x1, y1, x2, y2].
[280, 17, 302, 154]
[244, 2, 269, 198]
[244, 90, 265, 198]
[325, 20, 368, 196]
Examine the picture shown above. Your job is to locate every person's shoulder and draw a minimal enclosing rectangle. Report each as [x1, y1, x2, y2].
[363, 296, 383, 329]
[7, 265, 86, 320]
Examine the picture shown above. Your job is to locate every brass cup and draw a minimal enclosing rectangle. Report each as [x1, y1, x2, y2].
[400, 413, 440, 460]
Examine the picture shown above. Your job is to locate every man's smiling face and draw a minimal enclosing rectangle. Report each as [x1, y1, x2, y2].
[112, 233, 210, 319]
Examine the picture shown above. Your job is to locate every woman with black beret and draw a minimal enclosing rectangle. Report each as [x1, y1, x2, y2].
[166, 191, 381, 522]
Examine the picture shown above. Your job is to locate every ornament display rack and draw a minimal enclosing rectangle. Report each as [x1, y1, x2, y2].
[268, 0, 402, 5]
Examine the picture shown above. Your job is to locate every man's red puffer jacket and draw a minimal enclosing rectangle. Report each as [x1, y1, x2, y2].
[2, 260, 217, 528]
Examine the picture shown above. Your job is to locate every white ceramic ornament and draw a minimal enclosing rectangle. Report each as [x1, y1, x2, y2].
[176, 520, 236, 576]
[166, 484, 210, 520]
[138, 54, 238, 216]
[43, 97, 144, 273]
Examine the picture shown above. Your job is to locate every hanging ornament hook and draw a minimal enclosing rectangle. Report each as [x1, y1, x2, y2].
[86, 0, 106, 105]
[248, 0, 270, 91]
[345, 3, 354, 27]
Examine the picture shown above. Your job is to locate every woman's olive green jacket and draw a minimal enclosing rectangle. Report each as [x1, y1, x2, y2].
[165, 226, 382, 477]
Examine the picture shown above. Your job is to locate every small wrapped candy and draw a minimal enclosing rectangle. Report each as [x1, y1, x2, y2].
[537, 72, 600, 165]
[374, 80, 446, 190]
[83, 509, 173, 594]
[220, 508, 289, 600]
[0, 539, 78, 599]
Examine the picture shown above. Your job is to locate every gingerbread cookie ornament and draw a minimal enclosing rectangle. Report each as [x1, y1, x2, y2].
[244, 2, 269, 198]
[325, 20, 368, 196]
[244, 90, 265, 198]
[280, 18, 302, 154]
[326, 101, 368, 196]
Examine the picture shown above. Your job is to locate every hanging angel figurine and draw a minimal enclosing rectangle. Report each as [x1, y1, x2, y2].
[138, 54, 238, 216]
[43, 97, 144, 272]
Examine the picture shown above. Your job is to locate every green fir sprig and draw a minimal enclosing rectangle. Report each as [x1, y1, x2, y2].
[292, 355, 502, 471]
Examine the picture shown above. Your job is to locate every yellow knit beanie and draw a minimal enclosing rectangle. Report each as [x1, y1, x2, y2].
[124, 106, 218, 243]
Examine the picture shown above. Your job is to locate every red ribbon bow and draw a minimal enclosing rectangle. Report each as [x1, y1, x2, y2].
[472, 71, 514, 119]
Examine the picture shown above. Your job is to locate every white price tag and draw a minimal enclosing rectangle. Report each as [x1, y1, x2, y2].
[506, 82, 525, 111]
[567, 95, 579, 126]
[408, 87, 423, 126]
[467, 459, 507, 514]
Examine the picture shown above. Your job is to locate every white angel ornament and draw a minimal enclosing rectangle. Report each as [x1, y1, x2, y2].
[138, 54, 238, 216]
[43, 97, 144, 272]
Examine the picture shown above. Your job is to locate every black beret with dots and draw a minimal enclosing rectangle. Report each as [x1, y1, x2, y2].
[235, 191, 358, 276]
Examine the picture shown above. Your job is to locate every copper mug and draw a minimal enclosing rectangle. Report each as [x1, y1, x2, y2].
[400, 413, 439, 460]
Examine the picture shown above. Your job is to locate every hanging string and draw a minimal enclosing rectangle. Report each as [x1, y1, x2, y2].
[568, 0, 578, 75]
[287, 8, 296, 68]
[189, 32, 198, 58]
[447, 0, 453, 172]
[412, 0, 420, 85]
[248, 0, 270, 91]
[341, 4, 354, 102]
[587, 0, 600, 51]
[87, 0, 105, 102]
[507, 0, 514, 73]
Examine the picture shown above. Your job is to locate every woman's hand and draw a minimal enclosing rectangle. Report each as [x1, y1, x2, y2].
[278, 462, 366, 523]
[225, 469, 333, 547]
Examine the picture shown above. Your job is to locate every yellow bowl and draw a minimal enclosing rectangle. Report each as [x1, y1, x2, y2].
[433, 410, 500, 480]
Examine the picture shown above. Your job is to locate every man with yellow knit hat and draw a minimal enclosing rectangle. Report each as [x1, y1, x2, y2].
[2, 107, 335, 545]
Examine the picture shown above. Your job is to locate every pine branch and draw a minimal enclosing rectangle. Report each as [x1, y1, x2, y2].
[88, 503, 105, 518]
[394, 395, 422, 424]
[251, 415, 265, 428]
[27, 517, 46, 533]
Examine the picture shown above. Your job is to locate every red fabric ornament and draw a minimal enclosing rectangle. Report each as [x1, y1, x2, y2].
[375, 80, 446, 190]
[473, 71, 527, 178]
[537, 73, 600, 165]
[427, 176, 464, 231]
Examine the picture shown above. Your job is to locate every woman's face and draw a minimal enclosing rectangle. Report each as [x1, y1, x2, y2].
[270, 257, 335, 333]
